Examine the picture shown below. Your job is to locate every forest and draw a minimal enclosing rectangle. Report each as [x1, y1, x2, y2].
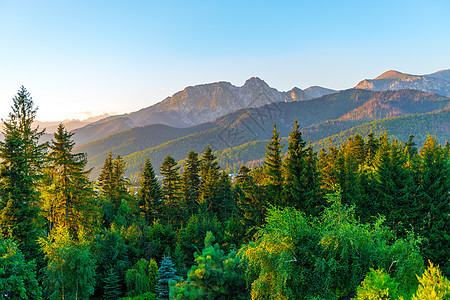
[1, 87, 449, 299]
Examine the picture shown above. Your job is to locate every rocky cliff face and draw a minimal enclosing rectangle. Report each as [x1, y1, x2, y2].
[355, 70, 450, 97]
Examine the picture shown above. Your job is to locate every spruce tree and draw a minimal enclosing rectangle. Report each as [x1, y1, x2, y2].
[264, 123, 284, 206]
[160, 154, 184, 225]
[138, 157, 162, 224]
[199, 145, 221, 214]
[102, 267, 122, 300]
[0, 86, 46, 259]
[182, 150, 201, 216]
[42, 123, 97, 234]
[156, 256, 178, 300]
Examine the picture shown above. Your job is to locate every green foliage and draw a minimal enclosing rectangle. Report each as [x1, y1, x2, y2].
[39, 226, 96, 300]
[171, 231, 248, 299]
[156, 256, 178, 300]
[198, 145, 222, 215]
[240, 191, 424, 299]
[412, 261, 450, 300]
[356, 269, 400, 300]
[0, 238, 42, 299]
[183, 150, 201, 216]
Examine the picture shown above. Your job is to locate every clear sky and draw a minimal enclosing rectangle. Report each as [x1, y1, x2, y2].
[1, 0, 449, 121]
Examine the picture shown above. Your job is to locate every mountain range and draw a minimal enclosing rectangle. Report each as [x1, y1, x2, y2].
[3, 68, 449, 179]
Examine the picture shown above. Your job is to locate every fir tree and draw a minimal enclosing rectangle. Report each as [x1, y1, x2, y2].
[264, 123, 284, 206]
[138, 157, 162, 224]
[0, 86, 46, 259]
[156, 256, 178, 300]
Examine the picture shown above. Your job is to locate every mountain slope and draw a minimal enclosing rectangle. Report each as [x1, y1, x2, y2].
[355, 69, 450, 97]
[72, 77, 312, 144]
[82, 89, 449, 178]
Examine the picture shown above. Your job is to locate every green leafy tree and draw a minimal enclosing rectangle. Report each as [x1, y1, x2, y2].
[171, 231, 248, 299]
[412, 261, 450, 300]
[264, 123, 284, 206]
[182, 150, 201, 216]
[39, 226, 96, 300]
[138, 157, 162, 224]
[0, 86, 46, 258]
[160, 154, 184, 225]
[356, 269, 401, 300]
[155, 256, 178, 300]
[148, 259, 159, 294]
[0, 238, 42, 299]
[125, 258, 152, 297]
[42, 123, 97, 234]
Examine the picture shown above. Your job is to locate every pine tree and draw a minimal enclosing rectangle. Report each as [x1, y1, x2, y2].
[98, 152, 129, 209]
[0, 86, 46, 259]
[42, 123, 97, 234]
[365, 132, 380, 167]
[138, 157, 162, 224]
[264, 123, 284, 206]
[170, 231, 248, 299]
[156, 256, 178, 300]
[160, 154, 184, 225]
[182, 150, 201, 216]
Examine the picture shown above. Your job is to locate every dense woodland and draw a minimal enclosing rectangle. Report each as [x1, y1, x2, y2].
[1, 87, 449, 299]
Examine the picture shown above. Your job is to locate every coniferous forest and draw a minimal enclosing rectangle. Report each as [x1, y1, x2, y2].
[1, 88, 449, 299]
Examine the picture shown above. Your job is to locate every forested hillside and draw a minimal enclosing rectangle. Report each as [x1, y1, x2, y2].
[1, 87, 449, 299]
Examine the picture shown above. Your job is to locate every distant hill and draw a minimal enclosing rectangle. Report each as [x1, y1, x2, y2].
[80, 89, 449, 178]
[304, 86, 337, 98]
[71, 77, 313, 144]
[355, 69, 450, 97]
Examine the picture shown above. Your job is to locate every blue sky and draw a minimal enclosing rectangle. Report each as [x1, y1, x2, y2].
[1, 0, 449, 121]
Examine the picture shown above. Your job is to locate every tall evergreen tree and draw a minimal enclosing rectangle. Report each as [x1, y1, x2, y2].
[138, 157, 162, 224]
[182, 150, 201, 216]
[160, 154, 184, 225]
[264, 123, 284, 206]
[282, 120, 322, 214]
[199, 145, 221, 214]
[0, 86, 46, 259]
[42, 123, 97, 234]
